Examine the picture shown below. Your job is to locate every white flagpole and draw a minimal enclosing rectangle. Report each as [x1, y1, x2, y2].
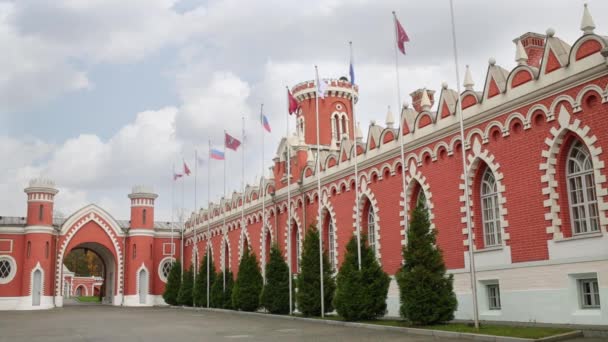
[286, 87, 293, 315]
[314, 66, 325, 318]
[180, 161, 185, 277]
[260, 103, 267, 283]
[171, 164, 175, 260]
[207, 140, 211, 308]
[392, 11, 408, 244]
[241, 116, 246, 240]
[193, 150, 198, 307]
[223, 130, 227, 291]
[449, 0, 479, 329]
[349, 41, 362, 271]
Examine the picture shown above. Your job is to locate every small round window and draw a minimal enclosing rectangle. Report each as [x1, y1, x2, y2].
[0, 256, 17, 284]
[336, 104, 343, 110]
[158, 257, 174, 283]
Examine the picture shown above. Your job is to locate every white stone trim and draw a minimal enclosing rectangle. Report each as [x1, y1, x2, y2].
[55, 208, 124, 298]
[158, 257, 175, 283]
[401, 160, 435, 246]
[459, 138, 510, 250]
[0, 255, 17, 284]
[259, 212, 273, 277]
[319, 194, 339, 269]
[238, 226, 251, 261]
[354, 180, 382, 262]
[135, 263, 150, 305]
[30, 262, 45, 297]
[220, 235, 231, 272]
[283, 204, 302, 266]
[540, 105, 607, 241]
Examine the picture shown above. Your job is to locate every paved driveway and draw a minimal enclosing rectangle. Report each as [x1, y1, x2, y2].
[0, 305, 599, 342]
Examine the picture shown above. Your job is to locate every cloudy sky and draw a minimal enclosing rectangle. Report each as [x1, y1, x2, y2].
[1, 0, 605, 222]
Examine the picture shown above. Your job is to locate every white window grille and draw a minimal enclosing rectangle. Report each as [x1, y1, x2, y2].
[480, 169, 502, 247]
[567, 141, 600, 234]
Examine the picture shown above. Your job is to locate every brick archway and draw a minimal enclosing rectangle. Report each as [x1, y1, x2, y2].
[55, 205, 125, 306]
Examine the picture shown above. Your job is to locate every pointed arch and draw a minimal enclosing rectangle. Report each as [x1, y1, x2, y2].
[402, 163, 435, 246]
[319, 194, 339, 269]
[353, 181, 382, 262]
[220, 235, 232, 273]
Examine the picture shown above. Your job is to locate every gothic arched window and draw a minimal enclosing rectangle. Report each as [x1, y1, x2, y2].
[480, 169, 501, 247]
[566, 141, 599, 234]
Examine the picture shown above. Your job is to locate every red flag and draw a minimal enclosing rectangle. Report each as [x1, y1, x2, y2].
[173, 172, 183, 181]
[225, 132, 241, 151]
[288, 89, 299, 115]
[394, 14, 409, 55]
[183, 161, 191, 176]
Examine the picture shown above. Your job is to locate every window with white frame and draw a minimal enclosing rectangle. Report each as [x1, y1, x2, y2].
[480, 168, 502, 247]
[416, 187, 427, 211]
[367, 206, 376, 255]
[487, 284, 501, 310]
[158, 258, 174, 283]
[327, 218, 335, 269]
[567, 141, 600, 235]
[578, 278, 600, 309]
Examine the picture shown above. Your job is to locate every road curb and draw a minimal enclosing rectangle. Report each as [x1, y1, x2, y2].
[169, 306, 583, 341]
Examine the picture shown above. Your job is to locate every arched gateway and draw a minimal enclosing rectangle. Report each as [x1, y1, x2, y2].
[0, 180, 181, 310]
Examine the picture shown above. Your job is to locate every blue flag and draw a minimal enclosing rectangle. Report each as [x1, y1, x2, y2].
[349, 61, 355, 85]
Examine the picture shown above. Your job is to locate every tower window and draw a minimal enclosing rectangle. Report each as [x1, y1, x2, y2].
[132, 244, 137, 259]
[38, 204, 43, 221]
[143, 209, 147, 225]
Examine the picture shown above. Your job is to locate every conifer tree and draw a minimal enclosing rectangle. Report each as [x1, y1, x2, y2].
[162, 260, 181, 305]
[334, 234, 390, 321]
[193, 252, 215, 307]
[177, 265, 194, 306]
[397, 203, 457, 325]
[260, 244, 290, 314]
[210, 270, 234, 309]
[296, 224, 335, 316]
[232, 248, 263, 311]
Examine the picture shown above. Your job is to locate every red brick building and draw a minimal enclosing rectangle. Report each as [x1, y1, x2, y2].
[182, 10, 608, 325]
[0, 4, 606, 325]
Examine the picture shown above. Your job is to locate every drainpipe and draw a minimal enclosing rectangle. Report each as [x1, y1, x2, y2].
[121, 228, 129, 306]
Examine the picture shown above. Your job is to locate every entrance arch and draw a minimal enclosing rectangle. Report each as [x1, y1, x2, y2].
[55, 205, 125, 307]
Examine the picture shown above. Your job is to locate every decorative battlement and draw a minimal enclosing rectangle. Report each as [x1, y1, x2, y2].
[128, 186, 157, 200]
[24, 178, 58, 201]
[292, 78, 359, 103]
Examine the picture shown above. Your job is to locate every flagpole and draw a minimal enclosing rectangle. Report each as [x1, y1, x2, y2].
[349, 41, 362, 271]
[286, 87, 293, 316]
[207, 140, 211, 308]
[181, 161, 185, 277]
[241, 116, 246, 246]
[223, 130, 227, 291]
[392, 12, 408, 249]
[314, 66, 325, 318]
[449, 0, 479, 329]
[260, 104, 266, 280]
[171, 164, 175, 260]
[193, 150, 198, 307]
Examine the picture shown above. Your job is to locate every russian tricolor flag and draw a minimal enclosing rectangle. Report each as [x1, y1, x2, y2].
[261, 113, 271, 133]
[210, 148, 225, 160]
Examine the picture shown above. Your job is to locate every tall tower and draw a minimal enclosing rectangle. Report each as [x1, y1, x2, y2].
[291, 77, 358, 149]
[24, 178, 58, 227]
[125, 186, 157, 305]
[22, 178, 58, 308]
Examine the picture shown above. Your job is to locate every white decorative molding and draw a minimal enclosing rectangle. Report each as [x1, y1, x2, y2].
[540, 105, 607, 241]
[401, 160, 435, 246]
[259, 212, 273, 277]
[220, 235, 231, 272]
[459, 138, 510, 250]
[0, 239, 13, 253]
[319, 194, 339, 268]
[283, 204, 303, 264]
[353, 181, 382, 262]
[135, 263, 150, 304]
[238, 226, 251, 261]
[0, 255, 17, 284]
[54, 206, 124, 298]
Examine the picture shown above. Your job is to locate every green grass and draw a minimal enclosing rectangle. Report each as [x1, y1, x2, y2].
[301, 316, 573, 339]
[76, 296, 101, 303]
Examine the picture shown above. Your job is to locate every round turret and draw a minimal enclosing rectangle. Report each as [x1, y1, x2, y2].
[24, 178, 58, 227]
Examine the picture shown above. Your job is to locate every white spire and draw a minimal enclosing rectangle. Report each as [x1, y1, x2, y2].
[463, 65, 474, 90]
[355, 122, 363, 141]
[420, 89, 431, 110]
[581, 3, 595, 35]
[385, 105, 395, 128]
[515, 40, 528, 65]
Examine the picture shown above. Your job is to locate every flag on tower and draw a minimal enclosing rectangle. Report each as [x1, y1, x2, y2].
[316, 74, 328, 99]
[394, 13, 410, 55]
[349, 54, 355, 85]
[183, 161, 191, 176]
[225, 132, 241, 151]
[288, 89, 299, 114]
[261, 113, 271, 133]
[210, 148, 225, 160]
[173, 172, 183, 181]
